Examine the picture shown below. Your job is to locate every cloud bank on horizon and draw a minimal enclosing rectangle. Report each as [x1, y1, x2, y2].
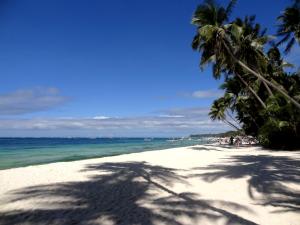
[0, 87, 230, 137]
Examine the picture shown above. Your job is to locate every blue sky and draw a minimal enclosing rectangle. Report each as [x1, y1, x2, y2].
[0, 0, 297, 137]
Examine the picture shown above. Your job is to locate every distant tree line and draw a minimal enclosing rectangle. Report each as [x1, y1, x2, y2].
[191, 0, 300, 149]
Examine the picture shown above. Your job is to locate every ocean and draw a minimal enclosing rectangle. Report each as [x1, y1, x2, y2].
[0, 137, 208, 170]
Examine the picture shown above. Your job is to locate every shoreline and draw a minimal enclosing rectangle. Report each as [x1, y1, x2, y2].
[0, 144, 199, 171]
[0, 143, 266, 171]
[0, 145, 190, 172]
[1, 144, 299, 225]
[0, 138, 209, 171]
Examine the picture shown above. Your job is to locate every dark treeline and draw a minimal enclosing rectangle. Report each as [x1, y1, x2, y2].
[190, 130, 242, 138]
[191, 0, 300, 149]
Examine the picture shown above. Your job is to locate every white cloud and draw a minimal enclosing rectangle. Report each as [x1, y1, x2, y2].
[0, 87, 69, 115]
[158, 114, 185, 118]
[191, 89, 223, 98]
[93, 116, 111, 120]
[178, 89, 223, 99]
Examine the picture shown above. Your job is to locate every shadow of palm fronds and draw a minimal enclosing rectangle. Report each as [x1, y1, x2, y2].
[0, 161, 257, 225]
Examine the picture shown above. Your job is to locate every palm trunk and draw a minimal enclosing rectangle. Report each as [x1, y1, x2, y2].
[236, 60, 300, 108]
[222, 39, 300, 109]
[225, 109, 240, 125]
[222, 118, 241, 131]
[263, 81, 274, 96]
[235, 73, 267, 108]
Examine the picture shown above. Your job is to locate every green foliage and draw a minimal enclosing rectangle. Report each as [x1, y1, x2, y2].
[258, 117, 300, 149]
[189, 130, 242, 138]
[191, 0, 300, 149]
[277, 0, 300, 53]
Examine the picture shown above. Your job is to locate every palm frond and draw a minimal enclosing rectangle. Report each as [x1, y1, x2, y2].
[284, 37, 296, 53]
[260, 28, 268, 37]
[276, 33, 291, 46]
[225, 0, 237, 18]
[192, 34, 200, 50]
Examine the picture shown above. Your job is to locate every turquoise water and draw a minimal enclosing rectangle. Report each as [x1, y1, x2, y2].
[0, 138, 207, 170]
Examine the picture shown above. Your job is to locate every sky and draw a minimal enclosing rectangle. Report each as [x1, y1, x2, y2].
[0, 0, 297, 137]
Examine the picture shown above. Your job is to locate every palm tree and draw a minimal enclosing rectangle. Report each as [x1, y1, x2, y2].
[191, 0, 300, 109]
[235, 72, 266, 108]
[230, 16, 274, 97]
[267, 45, 294, 80]
[229, 16, 270, 108]
[277, 0, 300, 53]
[209, 92, 241, 130]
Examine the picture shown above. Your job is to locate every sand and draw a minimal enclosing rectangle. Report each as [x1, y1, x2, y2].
[0, 144, 299, 225]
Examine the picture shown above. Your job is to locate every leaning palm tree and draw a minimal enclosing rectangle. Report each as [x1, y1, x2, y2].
[277, 0, 300, 53]
[191, 0, 300, 109]
[231, 15, 274, 98]
[267, 45, 294, 77]
[228, 15, 272, 108]
[209, 93, 241, 130]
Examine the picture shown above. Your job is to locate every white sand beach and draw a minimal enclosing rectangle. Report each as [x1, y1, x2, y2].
[0, 144, 299, 225]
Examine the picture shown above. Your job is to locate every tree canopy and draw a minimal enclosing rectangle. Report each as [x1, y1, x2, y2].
[192, 0, 300, 149]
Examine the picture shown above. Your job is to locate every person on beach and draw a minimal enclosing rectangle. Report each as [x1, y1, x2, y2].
[235, 137, 241, 147]
[229, 136, 234, 145]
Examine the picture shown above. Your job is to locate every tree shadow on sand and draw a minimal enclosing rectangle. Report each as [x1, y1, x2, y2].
[0, 162, 258, 225]
[190, 155, 300, 213]
[191, 146, 222, 151]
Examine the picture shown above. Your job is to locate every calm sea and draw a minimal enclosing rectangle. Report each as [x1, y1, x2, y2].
[0, 137, 207, 170]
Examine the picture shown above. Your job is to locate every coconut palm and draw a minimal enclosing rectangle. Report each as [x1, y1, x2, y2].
[228, 16, 272, 107]
[267, 45, 295, 79]
[230, 16, 274, 97]
[191, 0, 300, 109]
[277, 0, 300, 53]
[209, 91, 241, 131]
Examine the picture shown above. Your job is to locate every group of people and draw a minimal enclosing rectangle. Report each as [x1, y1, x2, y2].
[215, 136, 258, 146]
[229, 136, 242, 146]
